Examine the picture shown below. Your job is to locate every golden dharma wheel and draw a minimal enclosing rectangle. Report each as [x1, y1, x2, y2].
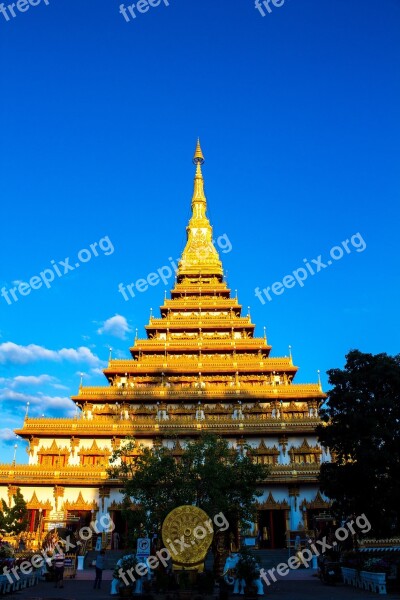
[161, 505, 214, 569]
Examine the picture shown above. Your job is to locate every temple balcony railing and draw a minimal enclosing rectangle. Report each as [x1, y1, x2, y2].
[146, 317, 253, 328]
[106, 357, 294, 370]
[162, 298, 242, 307]
[16, 416, 323, 437]
[0, 461, 323, 485]
[0, 464, 109, 484]
[130, 338, 269, 348]
[20, 414, 322, 425]
[73, 383, 323, 399]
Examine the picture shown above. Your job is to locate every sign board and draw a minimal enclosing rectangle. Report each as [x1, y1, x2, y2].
[244, 537, 256, 546]
[137, 538, 151, 556]
[46, 522, 64, 531]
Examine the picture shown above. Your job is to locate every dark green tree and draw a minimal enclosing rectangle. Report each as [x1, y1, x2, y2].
[0, 488, 29, 536]
[317, 350, 400, 537]
[108, 438, 193, 535]
[180, 434, 268, 530]
[108, 434, 269, 536]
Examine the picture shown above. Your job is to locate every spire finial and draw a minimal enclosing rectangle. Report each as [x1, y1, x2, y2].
[317, 369, 322, 390]
[177, 140, 223, 279]
[193, 138, 204, 165]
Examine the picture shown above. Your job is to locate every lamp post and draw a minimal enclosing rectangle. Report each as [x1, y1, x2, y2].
[12, 443, 18, 466]
[38, 508, 43, 550]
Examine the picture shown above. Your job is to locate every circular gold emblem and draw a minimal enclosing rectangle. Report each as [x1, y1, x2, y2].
[161, 505, 214, 568]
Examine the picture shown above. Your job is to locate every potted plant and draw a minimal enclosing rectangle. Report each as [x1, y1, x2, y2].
[114, 555, 138, 598]
[360, 557, 390, 594]
[340, 550, 363, 586]
[0, 543, 15, 593]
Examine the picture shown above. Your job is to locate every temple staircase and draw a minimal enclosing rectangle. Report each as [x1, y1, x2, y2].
[84, 549, 125, 570]
[254, 548, 292, 569]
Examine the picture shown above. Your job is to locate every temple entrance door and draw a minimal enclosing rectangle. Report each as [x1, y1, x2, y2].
[258, 510, 286, 549]
[307, 510, 335, 539]
[67, 510, 92, 534]
[110, 510, 125, 549]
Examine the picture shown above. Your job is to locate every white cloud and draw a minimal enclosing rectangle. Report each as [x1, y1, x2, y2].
[12, 374, 56, 386]
[0, 389, 76, 417]
[97, 315, 131, 340]
[0, 374, 70, 391]
[0, 428, 17, 443]
[0, 342, 102, 367]
[90, 367, 105, 376]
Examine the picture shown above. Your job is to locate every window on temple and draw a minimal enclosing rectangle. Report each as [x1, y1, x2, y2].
[289, 440, 322, 464]
[78, 441, 110, 466]
[37, 441, 69, 467]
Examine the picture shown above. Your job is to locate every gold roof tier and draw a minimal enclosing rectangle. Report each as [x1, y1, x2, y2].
[104, 356, 296, 374]
[145, 318, 254, 331]
[171, 283, 230, 298]
[71, 382, 323, 403]
[15, 413, 323, 439]
[0, 461, 320, 486]
[161, 298, 242, 310]
[129, 338, 270, 350]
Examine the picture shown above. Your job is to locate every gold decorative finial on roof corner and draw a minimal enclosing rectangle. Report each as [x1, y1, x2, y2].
[317, 369, 322, 390]
[193, 138, 204, 165]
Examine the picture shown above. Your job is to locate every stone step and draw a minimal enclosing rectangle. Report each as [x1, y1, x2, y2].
[85, 549, 125, 570]
[253, 549, 292, 568]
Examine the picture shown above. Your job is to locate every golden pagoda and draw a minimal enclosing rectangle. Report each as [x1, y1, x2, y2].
[0, 141, 330, 550]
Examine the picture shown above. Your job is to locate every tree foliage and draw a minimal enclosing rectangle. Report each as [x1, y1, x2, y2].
[317, 350, 400, 536]
[0, 488, 29, 536]
[108, 434, 269, 536]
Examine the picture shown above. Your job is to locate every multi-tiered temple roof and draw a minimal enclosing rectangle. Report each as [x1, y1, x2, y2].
[4, 141, 326, 489]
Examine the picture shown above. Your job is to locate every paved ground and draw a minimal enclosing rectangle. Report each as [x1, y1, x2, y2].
[5, 570, 400, 600]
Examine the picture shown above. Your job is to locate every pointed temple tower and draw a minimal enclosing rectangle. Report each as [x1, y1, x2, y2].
[0, 142, 331, 550]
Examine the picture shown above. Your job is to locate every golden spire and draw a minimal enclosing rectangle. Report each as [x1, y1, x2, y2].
[177, 140, 223, 279]
[193, 138, 204, 165]
[191, 139, 206, 206]
[317, 369, 322, 390]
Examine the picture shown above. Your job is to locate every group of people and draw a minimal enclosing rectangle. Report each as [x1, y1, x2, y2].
[47, 547, 106, 590]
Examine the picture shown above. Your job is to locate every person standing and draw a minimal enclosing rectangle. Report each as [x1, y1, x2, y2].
[95, 534, 102, 552]
[112, 531, 120, 550]
[93, 549, 105, 590]
[53, 550, 65, 589]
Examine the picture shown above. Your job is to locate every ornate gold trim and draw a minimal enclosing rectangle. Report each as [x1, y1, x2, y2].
[258, 492, 290, 510]
[62, 491, 98, 511]
[300, 491, 331, 511]
[26, 491, 53, 510]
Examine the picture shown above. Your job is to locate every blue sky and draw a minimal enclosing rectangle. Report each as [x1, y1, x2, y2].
[0, 0, 399, 462]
